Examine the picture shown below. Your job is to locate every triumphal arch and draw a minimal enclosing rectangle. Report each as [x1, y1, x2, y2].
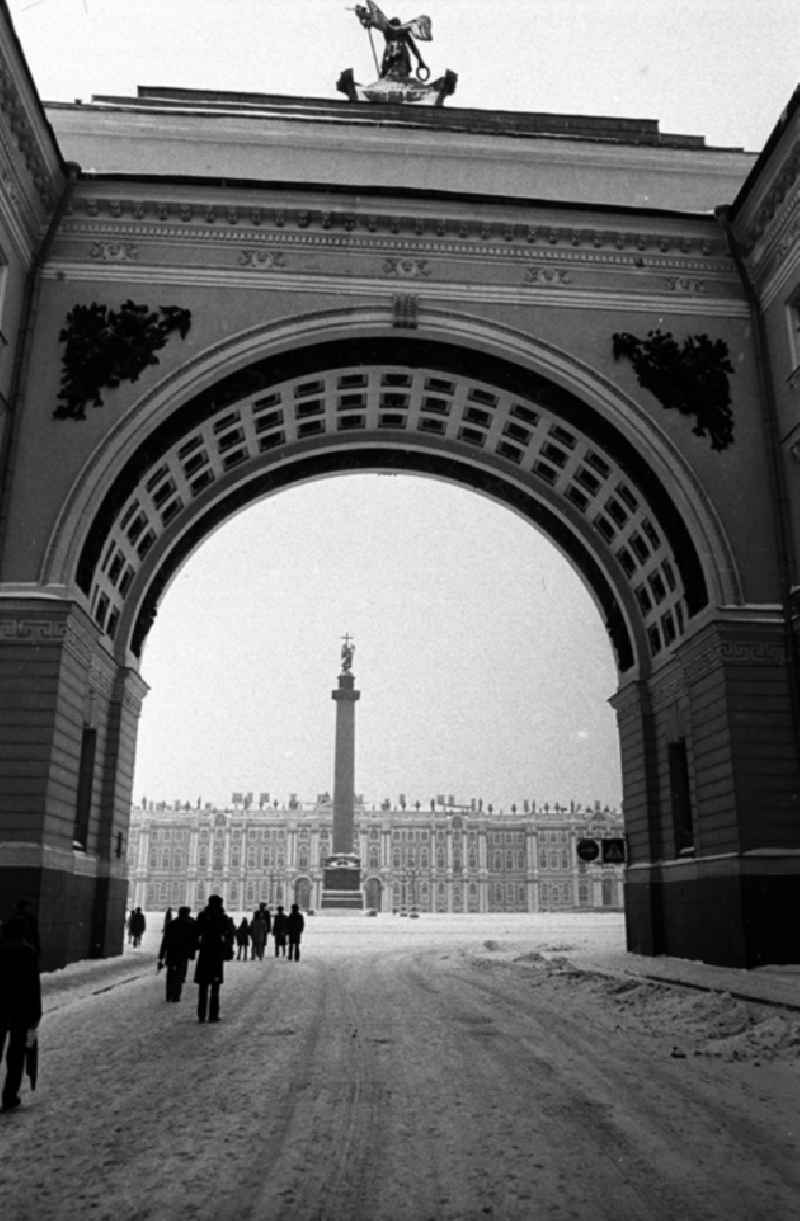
[0, 3, 798, 968]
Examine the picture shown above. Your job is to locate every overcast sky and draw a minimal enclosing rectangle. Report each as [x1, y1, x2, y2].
[9, 2, 798, 809]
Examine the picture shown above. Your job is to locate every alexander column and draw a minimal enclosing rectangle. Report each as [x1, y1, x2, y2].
[321, 634, 363, 909]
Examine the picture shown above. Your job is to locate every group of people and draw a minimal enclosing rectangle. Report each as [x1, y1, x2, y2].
[0, 900, 41, 1114]
[233, 904, 305, 961]
[157, 898, 306, 1022]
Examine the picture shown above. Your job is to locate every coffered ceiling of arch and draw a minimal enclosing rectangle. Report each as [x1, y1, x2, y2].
[47, 182, 748, 317]
[77, 342, 708, 677]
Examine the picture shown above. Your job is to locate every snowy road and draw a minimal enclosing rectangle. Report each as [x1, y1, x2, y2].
[2, 914, 799, 1220]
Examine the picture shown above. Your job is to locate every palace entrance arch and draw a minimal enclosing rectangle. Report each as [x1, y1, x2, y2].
[0, 61, 798, 970]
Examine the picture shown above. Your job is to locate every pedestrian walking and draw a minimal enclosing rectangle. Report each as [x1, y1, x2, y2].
[286, 903, 305, 962]
[130, 907, 146, 948]
[235, 917, 251, 961]
[194, 895, 233, 1023]
[272, 905, 287, 958]
[249, 911, 267, 960]
[12, 900, 40, 958]
[158, 906, 196, 1002]
[162, 907, 174, 932]
[0, 915, 41, 1113]
[261, 904, 272, 950]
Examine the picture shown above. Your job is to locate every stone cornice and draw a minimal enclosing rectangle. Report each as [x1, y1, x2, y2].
[739, 135, 800, 254]
[61, 195, 730, 262]
[48, 102, 755, 213]
[0, 14, 62, 216]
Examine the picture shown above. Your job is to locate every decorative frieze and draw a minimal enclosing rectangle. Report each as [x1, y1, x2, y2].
[237, 249, 286, 270]
[89, 241, 139, 263]
[681, 630, 788, 684]
[383, 256, 430, 279]
[0, 617, 68, 642]
[525, 267, 571, 286]
[665, 276, 705, 293]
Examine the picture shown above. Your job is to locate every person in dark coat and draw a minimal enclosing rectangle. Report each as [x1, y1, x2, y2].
[286, 903, 305, 962]
[194, 895, 233, 1023]
[130, 907, 146, 948]
[235, 917, 251, 961]
[249, 911, 267, 960]
[272, 905, 287, 958]
[158, 906, 196, 1002]
[0, 915, 42, 1112]
[12, 901, 40, 958]
[260, 904, 272, 949]
[162, 907, 174, 932]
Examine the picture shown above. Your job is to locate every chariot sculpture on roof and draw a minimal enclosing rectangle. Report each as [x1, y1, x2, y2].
[337, 2, 458, 107]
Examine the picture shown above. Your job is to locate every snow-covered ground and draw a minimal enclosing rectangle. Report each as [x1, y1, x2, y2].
[3, 913, 799, 1220]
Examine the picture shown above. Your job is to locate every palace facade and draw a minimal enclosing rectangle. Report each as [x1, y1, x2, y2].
[127, 798, 625, 916]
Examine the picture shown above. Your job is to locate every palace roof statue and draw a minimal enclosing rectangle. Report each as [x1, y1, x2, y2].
[338, 2, 457, 107]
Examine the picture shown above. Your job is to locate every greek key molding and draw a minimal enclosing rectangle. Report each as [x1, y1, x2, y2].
[682, 635, 788, 683]
[719, 639, 787, 665]
[0, 616, 68, 642]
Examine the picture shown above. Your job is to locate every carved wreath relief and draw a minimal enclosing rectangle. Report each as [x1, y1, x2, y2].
[612, 328, 734, 451]
[55, 300, 192, 420]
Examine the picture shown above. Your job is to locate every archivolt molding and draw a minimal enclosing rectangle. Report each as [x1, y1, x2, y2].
[41, 307, 743, 676]
[43, 308, 739, 604]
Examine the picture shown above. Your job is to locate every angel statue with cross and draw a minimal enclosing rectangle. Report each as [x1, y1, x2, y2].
[354, 1, 432, 81]
[339, 3, 457, 107]
[340, 633, 355, 673]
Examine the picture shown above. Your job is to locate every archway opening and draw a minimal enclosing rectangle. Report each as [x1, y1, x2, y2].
[128, 472, 625, 921]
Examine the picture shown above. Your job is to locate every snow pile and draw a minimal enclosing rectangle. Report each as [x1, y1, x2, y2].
[507, 951, 800, 1065]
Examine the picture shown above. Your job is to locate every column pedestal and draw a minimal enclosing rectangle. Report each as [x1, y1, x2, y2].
[321, 854, 364, 909]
